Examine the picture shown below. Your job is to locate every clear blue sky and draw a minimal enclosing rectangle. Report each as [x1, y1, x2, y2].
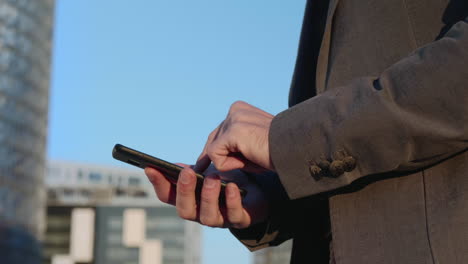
[48, 1, 305, 263]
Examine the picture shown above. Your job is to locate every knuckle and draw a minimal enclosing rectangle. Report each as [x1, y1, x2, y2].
[176, 207, 192, 220]
[177, 184, 192, 196]
[146, 174, 159, 186]
[200, 215, 218, 227]
[230, 112, 242, 123]
[226, 207, 242, 222]
[207, 129, 217, 142]
[228, 214, 242, 225]
[229, 100, 246, 113]
[155, 195, 166, 204]
[205, 145, 218, 162]
[225, 202, 239, 211]
[176, 206, 187, 219]
[229, 122, 244, 135]
[153, 188, 171, 204]
[229, 113, 249, 131]
[211, 159, 224, 172]
[200, 193, 215, 205]
[154, 191, 165, 202]
[205, 147, 214, 160]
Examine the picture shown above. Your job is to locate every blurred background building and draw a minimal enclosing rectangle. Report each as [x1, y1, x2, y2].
[0, 0, 55, 263]
[253, 241, 292, 264]
[44, 160, 202, 264]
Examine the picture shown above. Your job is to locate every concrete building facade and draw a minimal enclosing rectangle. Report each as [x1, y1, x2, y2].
[44, 160, 202, 264]
[253, 240, 292, 264]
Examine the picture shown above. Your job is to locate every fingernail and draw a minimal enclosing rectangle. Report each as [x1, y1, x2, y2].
[180, 171, 191, 184]
[204, 177, 217, 188]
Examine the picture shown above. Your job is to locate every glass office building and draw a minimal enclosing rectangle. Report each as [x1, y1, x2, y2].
[0, 0, 54, 263]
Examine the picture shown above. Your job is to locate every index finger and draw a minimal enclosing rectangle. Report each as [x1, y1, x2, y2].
[194, 125, 222, 173]
[194, 154, 211, 173]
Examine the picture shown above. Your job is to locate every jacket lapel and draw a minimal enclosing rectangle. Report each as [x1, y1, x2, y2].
[316, 0, 340, 93]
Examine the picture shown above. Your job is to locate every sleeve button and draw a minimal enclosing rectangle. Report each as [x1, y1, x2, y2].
[329, 160, 345, 177]
[309, 165, 323, 181]
[343, 156, 356, 171]
[318, 160, 330, 170]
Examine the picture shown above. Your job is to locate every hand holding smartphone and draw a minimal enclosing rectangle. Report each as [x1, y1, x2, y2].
[112, 144, 247, 198]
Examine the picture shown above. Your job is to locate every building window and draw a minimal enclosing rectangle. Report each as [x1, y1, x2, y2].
[128, 177, 140, 186]
[89, 172, 102, 182]
[63, 188, 74, 196]
[77, 170, 84, 180]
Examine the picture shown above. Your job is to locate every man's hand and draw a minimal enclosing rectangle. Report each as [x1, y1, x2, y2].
[195, 101, 275, 173]
[144, 164, 269, 229]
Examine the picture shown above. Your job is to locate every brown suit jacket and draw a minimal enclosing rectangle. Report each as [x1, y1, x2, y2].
[232, 0, 468, 263]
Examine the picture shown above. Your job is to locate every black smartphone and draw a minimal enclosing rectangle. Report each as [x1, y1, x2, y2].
[112, 144, 247, 198]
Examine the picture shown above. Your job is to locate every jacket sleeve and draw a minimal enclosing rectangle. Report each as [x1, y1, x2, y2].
[230, 171, 330, 251]
[270, 17, 468, 200]
[229, 171, 294, 251]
